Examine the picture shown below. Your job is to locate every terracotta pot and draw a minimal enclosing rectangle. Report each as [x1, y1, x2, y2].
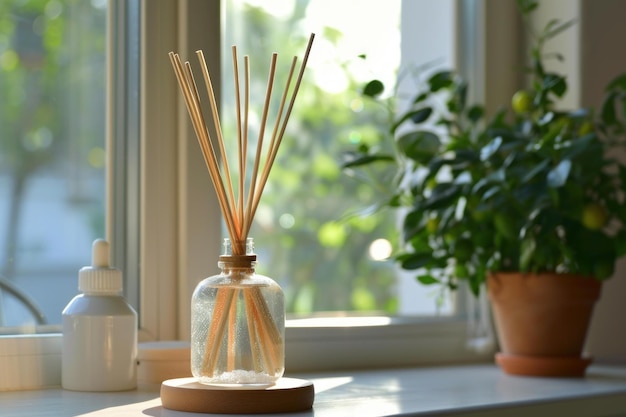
[487, 272, 602, 377]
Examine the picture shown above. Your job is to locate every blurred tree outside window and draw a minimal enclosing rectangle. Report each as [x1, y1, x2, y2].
[0, 0, 449, 330]
[223, 0, 447, 315]
[0, 0, 106, 328]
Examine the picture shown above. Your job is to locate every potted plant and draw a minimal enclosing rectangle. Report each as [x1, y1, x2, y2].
[342, 0, 626, 376]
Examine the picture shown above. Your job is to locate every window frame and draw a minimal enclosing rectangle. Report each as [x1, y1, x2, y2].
[0, 0, 512, 391]
[139, 0, 494, 367]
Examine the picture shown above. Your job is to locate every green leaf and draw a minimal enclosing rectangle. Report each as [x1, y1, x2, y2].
[472, 169, 506, 193]
[547, 159, 571, 187]
[543, 18, 577, 41]
[516, 0, 538, 15]
[607, 73, 626, 92]
[543, 73, 567, 97]
[362, 79, 385, 98]
[398, 252, 433, 270]
[537, 111, 556, 127]
[412, 92, 429, 104]
[480, 136, 502, 161]
[428, 71, 453, 92]
[482, 185, 501, 201]
[417, 274, 440, 285]
[410, 107, 433, 123]
[533, 57, 546, 78]
[515, 182, 549, 203]
[494, 212, 519, 241]
[422, 183, 461, 210]
[341, 153, 395, 169]
[453, 149, 480, 165]
[426, 156, 449, 177]
[601, 90, 618, 125]
[455, 81, 468, 112]
[453, 171, 473, 185]
[402, 210, 424, 242]
[467, 105, 484, 123]
[468, 274, 482, 297]
[393, 108, 433, 131]
[481, 169, 506, 186]
[519, 237, 536, 271]
[397, 131, 441, 163]
[559, 133, 599, 161]
[522, 158, 550, 182]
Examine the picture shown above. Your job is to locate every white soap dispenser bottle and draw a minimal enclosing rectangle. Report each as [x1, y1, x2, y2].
[62, 238, 138, 391]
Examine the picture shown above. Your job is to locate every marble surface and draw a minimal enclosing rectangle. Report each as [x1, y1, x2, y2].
[2, 364, 626, 416]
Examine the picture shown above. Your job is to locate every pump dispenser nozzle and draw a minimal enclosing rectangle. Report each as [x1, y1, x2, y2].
[92, 238, 110, 268]
[78, 238, 123, 294]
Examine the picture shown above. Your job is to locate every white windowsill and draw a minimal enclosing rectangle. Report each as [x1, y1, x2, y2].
[0, 316, 492, 391]
[1, 364, 626, 416]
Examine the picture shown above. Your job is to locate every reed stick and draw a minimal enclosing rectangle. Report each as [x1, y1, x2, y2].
[170, 33, 314, 380]
[244, 289, 261, 372]
[244, 56, 297, 238]
[244, 289, 276, 375]
[245, 33, 315, 235]
[200, 288, 236, 375]
[239, 56, 250, 231]
[244, 53, 278, 238]
[231, 46, 244, 239]
[195, 51, 240, 237]
[227, 288, 240, 371]
[168, 53, 239, 240]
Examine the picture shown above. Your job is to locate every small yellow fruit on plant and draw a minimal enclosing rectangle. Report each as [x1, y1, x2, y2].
[426, 217, 439, 234]
[426, 177, 438, 190]
[512, 90, 533, 114]
[581, 203, 608, 230]
[578, 120, 594, 136]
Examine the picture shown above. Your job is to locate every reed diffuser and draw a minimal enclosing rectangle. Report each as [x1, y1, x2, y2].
[169, 34, 314, 386]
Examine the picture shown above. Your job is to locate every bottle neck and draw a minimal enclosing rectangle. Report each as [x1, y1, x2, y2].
[218, 254, 257, 271]
[220, 237, 256, 271]
[222, 237, 254, 256]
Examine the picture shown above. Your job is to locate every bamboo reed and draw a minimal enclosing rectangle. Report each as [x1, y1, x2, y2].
[170, 33, 315, 381]
[227, 288, 240, 372]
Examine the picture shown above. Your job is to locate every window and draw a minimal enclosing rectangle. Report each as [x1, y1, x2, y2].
[1, 1, 493, 386]
[161, 0, 480, 369]
[221, 0, 458, 316]
[0, 0, 108, 331]
[0, 0, 456, 334]
[141, 0, 468, 344]
[0, 0, 462, 328]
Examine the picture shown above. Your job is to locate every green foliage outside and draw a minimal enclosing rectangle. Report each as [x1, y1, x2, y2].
[222, 2, 399, 313]
[1, 0, 399, 317]
[0, 0, 106, 280]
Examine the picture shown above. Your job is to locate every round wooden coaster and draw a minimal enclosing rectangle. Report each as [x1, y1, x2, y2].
[160, 377, 314, 414]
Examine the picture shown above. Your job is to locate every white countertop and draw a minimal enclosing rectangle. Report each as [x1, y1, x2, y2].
[2, 364, 626, 416]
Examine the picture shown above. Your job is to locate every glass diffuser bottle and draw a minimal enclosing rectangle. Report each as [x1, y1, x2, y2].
[170, 34, 313, 392]
[191, 238, 285, 386]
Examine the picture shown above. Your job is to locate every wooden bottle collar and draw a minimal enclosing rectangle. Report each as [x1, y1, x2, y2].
[218, 254, 257, 268]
